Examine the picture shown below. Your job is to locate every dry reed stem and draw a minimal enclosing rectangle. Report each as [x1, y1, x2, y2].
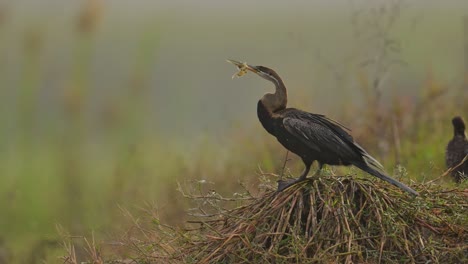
[426, 154, 468, 184]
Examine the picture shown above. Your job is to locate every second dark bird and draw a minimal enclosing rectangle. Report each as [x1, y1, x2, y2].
[445, 116, 468, 183]
[228, 60, 418, 196]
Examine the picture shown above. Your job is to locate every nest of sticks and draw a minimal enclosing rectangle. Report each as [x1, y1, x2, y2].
[69, 175, 467, 263]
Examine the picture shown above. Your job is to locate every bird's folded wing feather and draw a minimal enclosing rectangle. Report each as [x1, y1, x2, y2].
[282, 114, 358, 159]
[283, 114, 384, 170]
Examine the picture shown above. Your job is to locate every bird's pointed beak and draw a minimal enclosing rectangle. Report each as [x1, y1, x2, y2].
[226, 59, 258, 73]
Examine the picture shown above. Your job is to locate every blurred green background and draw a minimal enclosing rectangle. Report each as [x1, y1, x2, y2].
[0, 0, 467, 262]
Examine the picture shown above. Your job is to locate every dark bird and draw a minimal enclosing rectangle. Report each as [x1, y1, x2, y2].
[445, 116, 468, 183]
[227, 60, 418, 196]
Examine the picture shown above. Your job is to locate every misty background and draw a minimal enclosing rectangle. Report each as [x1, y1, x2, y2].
[2, 0, 467, 141]
[0, 0, 467, 262]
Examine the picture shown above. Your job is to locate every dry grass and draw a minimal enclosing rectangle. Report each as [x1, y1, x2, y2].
[65, 175, 467, 263]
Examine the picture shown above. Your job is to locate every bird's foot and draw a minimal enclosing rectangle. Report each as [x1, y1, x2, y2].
[277, 177, 307, 192]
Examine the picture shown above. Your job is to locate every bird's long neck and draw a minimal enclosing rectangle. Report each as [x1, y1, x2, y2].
[257, 78, 287, 135]
[453, 118, 466, 138]
[454, 127, 466, 138]
[260, 77, 288, 114]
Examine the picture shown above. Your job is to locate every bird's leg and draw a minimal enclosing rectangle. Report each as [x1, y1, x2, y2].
[313, 162, 323, 176]
[277, 162, 311, 192]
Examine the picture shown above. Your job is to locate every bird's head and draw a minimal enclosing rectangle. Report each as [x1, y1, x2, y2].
[452, 116, 466, 134]
[227, 59, 282, 86]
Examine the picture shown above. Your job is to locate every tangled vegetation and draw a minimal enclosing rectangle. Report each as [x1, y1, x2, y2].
[64, 175, 467, 263]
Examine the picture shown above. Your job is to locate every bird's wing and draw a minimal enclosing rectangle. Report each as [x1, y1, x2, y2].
[283, 112, 384, 170]
[282, 113, 359, 159]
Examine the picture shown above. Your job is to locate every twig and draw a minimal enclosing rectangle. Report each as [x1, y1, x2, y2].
[426, 154, 468, 184]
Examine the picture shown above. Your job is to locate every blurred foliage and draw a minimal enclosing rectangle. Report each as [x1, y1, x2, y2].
[0, 0, 467, 263]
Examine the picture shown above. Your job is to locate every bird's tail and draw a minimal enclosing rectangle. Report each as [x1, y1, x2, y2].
[355, 155, 419, 196]
[363, 152, 384, 170]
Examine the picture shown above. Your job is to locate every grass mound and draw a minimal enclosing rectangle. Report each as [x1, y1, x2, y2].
[65, 176, 467, 263]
